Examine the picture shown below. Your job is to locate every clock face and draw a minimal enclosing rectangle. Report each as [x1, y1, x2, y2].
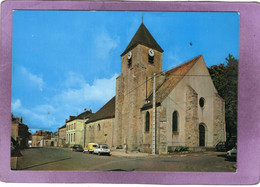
[127, 52, 132, 60]
[148, 49, 154, 57]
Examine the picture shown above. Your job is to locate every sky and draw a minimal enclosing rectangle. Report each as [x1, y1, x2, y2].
[11, 11, 239, 133]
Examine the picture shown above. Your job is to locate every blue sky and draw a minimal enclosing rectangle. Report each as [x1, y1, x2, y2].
[11, 11, 239, 133]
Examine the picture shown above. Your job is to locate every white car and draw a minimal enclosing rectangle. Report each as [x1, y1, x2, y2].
[226, 145, 237, 160]
[93, 144, 111, 156]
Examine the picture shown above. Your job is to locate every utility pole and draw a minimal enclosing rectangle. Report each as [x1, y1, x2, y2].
[152, 73, 156, 155]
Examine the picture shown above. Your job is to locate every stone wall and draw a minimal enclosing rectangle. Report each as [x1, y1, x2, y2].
[158, 106, 168, 154]
[85, 118, 114, 148]
[213, 93, 226, 145]
[185, 86, 199, 147]
[58, 127, 66, 147]
[32, 135, 43, 147]
[115, 44, 163, 151]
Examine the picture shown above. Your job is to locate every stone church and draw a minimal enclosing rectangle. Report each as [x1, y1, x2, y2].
[85, 23, 226, 154]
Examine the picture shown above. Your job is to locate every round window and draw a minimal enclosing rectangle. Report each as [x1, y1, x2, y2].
[199, 97, 205, 108]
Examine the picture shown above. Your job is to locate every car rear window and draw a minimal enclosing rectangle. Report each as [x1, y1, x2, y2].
[102, 146, 108, 149]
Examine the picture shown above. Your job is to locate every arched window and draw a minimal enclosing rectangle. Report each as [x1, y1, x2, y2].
[98, 124, 101, 131]
[145, 111, 150, 132]
[172, 111, 178, 132]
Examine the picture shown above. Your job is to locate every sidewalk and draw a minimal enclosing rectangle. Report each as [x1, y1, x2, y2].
[111, 149, 152, 158]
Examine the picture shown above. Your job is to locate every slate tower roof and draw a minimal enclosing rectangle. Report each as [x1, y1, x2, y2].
[121, 23, 164, 56]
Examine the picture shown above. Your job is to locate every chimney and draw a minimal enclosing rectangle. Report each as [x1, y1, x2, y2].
[20, 117, 23, 123]
[84, 108, 87, 112]
[65, 119, 68, 123]
[16, 117, 19, 121]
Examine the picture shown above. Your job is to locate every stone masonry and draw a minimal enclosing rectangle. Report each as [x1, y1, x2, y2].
[185, 86, 199, 147]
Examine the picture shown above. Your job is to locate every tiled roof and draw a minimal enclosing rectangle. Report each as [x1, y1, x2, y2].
[141, 55, 202, 110]
[86, 96, 115, 124]
[76, 110, 93, 120]
[58, 124, 66, 129]
[121, 23, 164, 56]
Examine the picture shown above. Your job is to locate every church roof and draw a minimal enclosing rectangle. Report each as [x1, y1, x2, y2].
[86, 96, 115, 124]
[121, 23, 164, 56]
[141, 55, 202, 110]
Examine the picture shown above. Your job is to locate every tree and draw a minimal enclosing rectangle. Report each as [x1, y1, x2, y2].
[208, 54, 238, 138]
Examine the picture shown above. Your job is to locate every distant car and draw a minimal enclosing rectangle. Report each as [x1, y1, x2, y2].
[216, 141, 227, 152]
[72, 144, 84, 152]
[84, 143, 98, 154]
[226, 145, 237, 160]
[93, 144, 110, 156]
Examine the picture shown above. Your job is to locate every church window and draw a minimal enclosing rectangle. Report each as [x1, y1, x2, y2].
[148, 55, 154, 64]
[98, 124, 101, 131]
[199, 97, 205, 108]
[128, 58, 132, 67]
[172, 111, 178, 132]
[145, 111, 150, 132]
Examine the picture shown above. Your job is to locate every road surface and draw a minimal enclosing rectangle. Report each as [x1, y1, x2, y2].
[16, 147, 236, 172]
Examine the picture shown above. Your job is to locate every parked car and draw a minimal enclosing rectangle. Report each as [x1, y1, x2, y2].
[72, 144, 84, 152]
[84, 143, 98, 154]
[215, 141, 227, 152]
[226, 144, 237, 161]
[93, 144, 111, 156]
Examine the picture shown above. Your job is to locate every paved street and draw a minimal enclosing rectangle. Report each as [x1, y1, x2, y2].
[15, 147, 236, 172]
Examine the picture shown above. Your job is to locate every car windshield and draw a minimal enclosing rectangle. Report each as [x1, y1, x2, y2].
[93, 145, 97, 147]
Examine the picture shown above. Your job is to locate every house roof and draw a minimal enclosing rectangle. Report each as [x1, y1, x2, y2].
[141, 55, 202, 110]
[76, 110, 93, 120]
[86, 96, 115, 124]
[58, 124, 66, 129]
[121, 23, 164, 56]
[67, 110, 93, 123]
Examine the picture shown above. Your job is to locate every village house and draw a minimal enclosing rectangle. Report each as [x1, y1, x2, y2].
[31, 130, 53, 147]
[58, 124, 66, 147]
[66, 108, 93, 147]
[11, 114, 30, 149]
[84, 22, 226, 154]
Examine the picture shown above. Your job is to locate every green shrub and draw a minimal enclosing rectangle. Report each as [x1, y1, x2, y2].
[116, 145, 123, 149]
[168, 146, 174, 153]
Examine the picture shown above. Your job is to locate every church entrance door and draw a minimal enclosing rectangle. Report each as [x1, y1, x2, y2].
[199, 124, 205, 146]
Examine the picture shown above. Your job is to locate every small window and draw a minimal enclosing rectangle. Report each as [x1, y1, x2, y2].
[172, 111, 178, 132]
[98, 124, 101, 131]
[128, 58, 132, 67]
[148, 55, 154, 64]
[145, 111, 150, 132]
[199, 97, 205, 108]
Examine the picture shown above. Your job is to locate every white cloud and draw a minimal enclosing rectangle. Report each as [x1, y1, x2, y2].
[21, 67, 44, 91]
[54, 73, 118, 105]
[11, 99, 21, 111]
[11, 99, 58, 132]
[63, 72, 85, 88]
[95, 31, 119, 59]
[12, 73, 118, 133]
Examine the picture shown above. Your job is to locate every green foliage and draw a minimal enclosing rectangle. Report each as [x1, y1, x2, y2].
[208, 54, 238, 137]
[116, 145, 123, 149]
[168, 146, 189, 153]
[168, 146, 174, 153]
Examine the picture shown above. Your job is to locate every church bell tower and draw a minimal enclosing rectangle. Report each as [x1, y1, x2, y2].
[114, 22, 164, 151]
